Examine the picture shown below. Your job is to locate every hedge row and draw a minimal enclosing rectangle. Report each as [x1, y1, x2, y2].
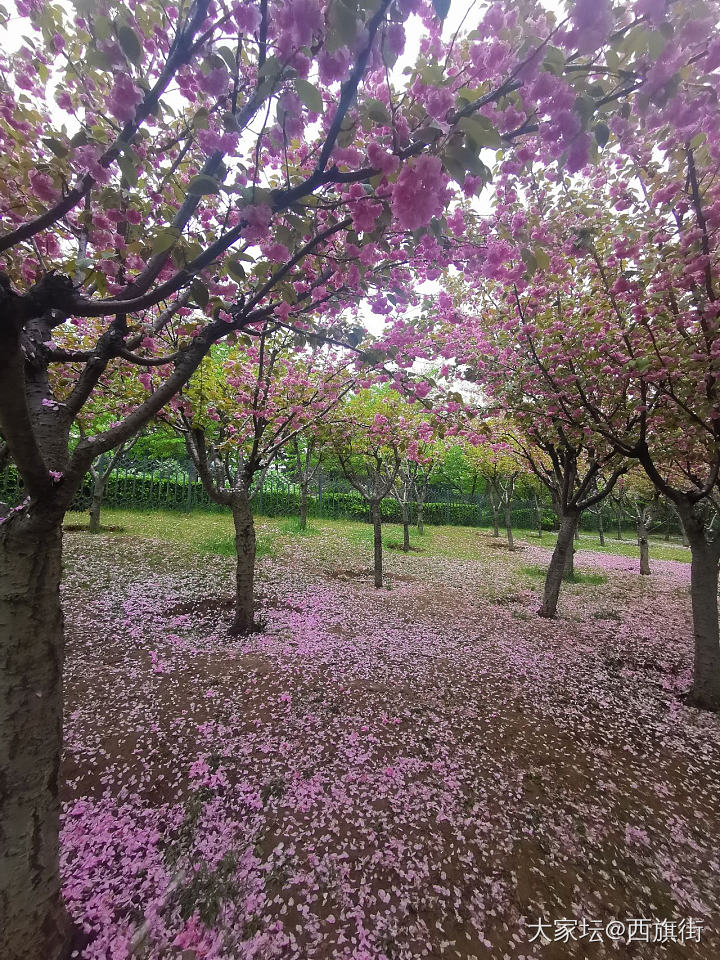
[0, 467, 551, 528]
[3, 467, 683, 535]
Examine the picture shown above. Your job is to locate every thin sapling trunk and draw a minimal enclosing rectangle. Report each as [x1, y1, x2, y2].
[371, 499, 383, 588]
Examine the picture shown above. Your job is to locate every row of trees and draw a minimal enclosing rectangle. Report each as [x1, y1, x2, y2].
[71, 352, 694, 632]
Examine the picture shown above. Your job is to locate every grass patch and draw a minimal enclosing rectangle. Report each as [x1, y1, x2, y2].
[63, 509, 689, 566]
[278, 518, 319, 536]
[197, 534, 276, 560]
[385, 539, 423, 552]
[570, 570, 608, 585]
[521, 564, 608, 586]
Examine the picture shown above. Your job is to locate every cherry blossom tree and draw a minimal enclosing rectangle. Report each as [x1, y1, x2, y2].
[432, 0, 720, 703]
[176, 332, 354, 634]
[285, 430, 324, 530]
[86, 433, 141, 533]
[330, 391, 404, 587]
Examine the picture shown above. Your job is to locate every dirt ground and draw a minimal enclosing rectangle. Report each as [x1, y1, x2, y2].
[59, 522, 720, 959]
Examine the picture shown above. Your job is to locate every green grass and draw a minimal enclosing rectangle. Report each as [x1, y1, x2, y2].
[278, 518, 320, 536]
[507, 527, 690, 563]
[521, 564, 608, 586]
[63, 508, 690, 566]
[197, 533, 276, 560]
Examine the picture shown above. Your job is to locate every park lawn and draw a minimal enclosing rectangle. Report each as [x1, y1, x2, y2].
[64, 506, 693, 565]
[58, 512, 718, 960]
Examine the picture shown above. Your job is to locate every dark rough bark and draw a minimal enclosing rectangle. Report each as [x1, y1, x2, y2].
[564, 536, 575, 580]
[638, 521, 651, 575]
[540, 510, 578, 618]
[299, 483, 308, 531]
[88, 475, 107, 534]
[504, 501, 514, 551]
[371, 500, 383, 588]
[684, 523, 720, 711]
[416, 501, 424, 534]
[0, 516, 73, 960]
[401, 503, 410, 552]
[230, 493, 256, 636]
[597, 511, 605, 546]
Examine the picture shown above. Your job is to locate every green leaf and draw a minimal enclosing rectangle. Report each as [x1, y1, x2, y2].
[117, 153, 139, 186]
[456, 86, 484, 103]
[443, 143, 488, 179]
[534, 247, 550, 271]
[337, 118, 356, 149]
[258, 55, 282, 79]
[542, 45, 565, 76]
[459, 116, 501, 149]
[594, 122, 610, 148]
[216, 45, 237, 72]
[226, 258, 246, 282]
[42, 137, 68, 158]
[411, 125, 442, 145]
[192, 107, 209, 130]
[521, 248, 537, 274]
[647, 29, 666, 59]
[432, 0, 450, 20]
[327, 0, 357, 52]
[294, 77, 323, 113]
[86, 48, 113, 71]
[190, 279, 209, 308]
[187, 174, 221, 195]
[420, 63, 444, 86]
[150, 227, 182, 255]
[117, 24, 142, 66]
[365, 98, 391, 124]
[574, 94, 595, 128]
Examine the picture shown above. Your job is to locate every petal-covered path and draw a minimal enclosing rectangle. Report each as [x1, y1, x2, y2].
[60, 524, 719, 959]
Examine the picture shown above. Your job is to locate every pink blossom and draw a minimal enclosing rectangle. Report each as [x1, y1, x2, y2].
[391, 155, 448, 230]
[107, 75, 144, 123]
[29, 170, 58, 203]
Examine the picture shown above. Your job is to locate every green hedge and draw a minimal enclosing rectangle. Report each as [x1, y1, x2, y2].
[3, 464, 684, 535]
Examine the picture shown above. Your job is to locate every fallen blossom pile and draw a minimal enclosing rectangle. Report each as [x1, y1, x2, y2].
[60, 525, 719, 959]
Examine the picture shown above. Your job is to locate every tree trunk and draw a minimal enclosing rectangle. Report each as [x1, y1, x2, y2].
[597, 510, 605, 547]
[504, 501, 514, 551]
[371, 500, 383, 588]
[0, 517, 73, 960]
[539, 510, 578, 618]
[401, 503, 410, 552]
[417, 500, 424, 535]
[685, 527, 720, 711]
[564, 537, 575, 580]
[676, 507, 690, 547]
[616, 511, 623, 541]
[534, 495, 543, 539]
[491, 503, 500, 538]
[88, 475, 106, 534]
[230, 493, 256, 636]
[638, 521, 651, 575]
[299, 482, 308, 531]
[664, 511, 671, 542]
